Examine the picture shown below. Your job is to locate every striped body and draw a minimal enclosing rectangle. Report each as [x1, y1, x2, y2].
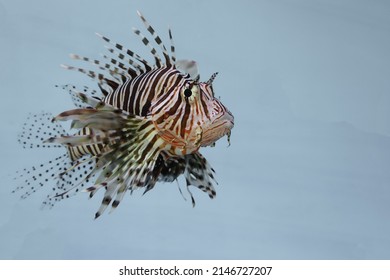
[14, 11, 234, 218]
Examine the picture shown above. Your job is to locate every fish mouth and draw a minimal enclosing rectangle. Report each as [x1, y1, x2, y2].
[201, 115, 234, 147]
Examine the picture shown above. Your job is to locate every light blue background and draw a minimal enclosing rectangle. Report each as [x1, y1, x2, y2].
[1, 0, 390, 259]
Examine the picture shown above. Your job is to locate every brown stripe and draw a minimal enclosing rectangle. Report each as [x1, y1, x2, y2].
[200, 88, 210, 120]
[180, 100, 191, 138]
[153, 69, 182, 97]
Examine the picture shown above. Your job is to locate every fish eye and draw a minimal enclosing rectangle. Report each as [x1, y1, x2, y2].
[184, 88, 192, 97]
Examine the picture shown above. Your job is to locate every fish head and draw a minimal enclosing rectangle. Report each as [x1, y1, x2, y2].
[196, 75, 234, 147]
[152, 69, 234, 155]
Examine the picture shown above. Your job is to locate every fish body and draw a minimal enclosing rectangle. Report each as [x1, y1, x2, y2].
[14, 11, 234, 218]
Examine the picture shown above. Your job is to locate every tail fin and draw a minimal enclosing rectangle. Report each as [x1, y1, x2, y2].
[13, 112, 96, 208]
[18, 112, 65, 149]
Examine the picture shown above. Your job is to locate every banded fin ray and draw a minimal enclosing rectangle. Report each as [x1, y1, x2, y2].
[153, 152, 218, 206]
[136, 10, 172, 66]
[56, 84, 103, 109]
[42, 156, 96, 208]
[184, 152, 217, 206]
[48, 98, 164, 218]
[69, 53, 130, 82]
[96, 32, 152, 72]
[13, 154, 69, 200]
[13, 151, 96, 208]
[18, 112, 66, 149]
[168, 28, 176, 63]
[12, 112, 102, 209]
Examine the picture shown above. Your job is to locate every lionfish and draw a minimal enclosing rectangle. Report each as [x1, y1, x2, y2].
[13, 11, 234, 218]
